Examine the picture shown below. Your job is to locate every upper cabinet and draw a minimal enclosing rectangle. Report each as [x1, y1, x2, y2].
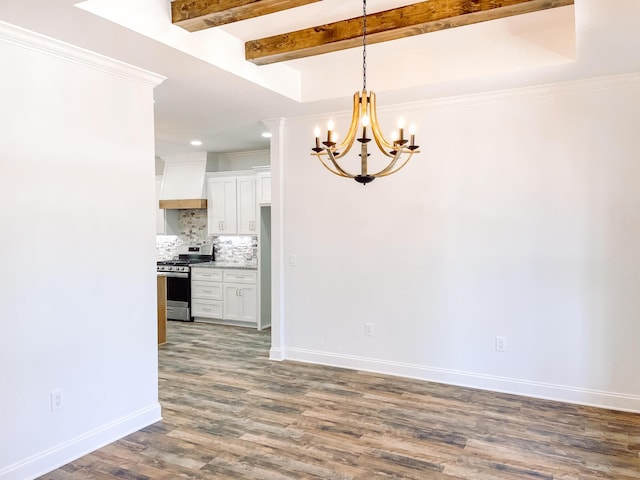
[207, 175, 257, 235]
[255, 168, 271, 205]
[207, 177, 237, 235]
[236, 176, 257, 234]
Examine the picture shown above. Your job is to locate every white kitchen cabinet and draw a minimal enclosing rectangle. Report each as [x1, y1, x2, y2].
[191, 267, 258, 327]
[223, 269, 257, 323]
[207, 177, 237, 235]
[223, 283, 257, 323]
[256, 170, 271, 205]
[237, 176, 257, 234]
[191, 268, 223, 322]
[206, 175, 257, 235]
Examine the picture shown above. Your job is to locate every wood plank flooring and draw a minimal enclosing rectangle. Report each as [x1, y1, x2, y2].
[40, 322, 640, 479]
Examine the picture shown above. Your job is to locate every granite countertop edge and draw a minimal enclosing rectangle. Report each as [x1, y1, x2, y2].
[192, 261, 258, 270]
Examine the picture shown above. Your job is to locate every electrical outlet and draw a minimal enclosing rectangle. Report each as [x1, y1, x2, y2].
[51, 389, 64, 412]
[365, 323, 374, 336]
[496, 336, 507, 352]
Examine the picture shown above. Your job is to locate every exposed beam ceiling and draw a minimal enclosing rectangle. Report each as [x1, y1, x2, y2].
[245, 0, 575, 65]
[172, 0, 321, 31]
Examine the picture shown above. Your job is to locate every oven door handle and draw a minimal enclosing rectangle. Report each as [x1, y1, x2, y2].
[160, 272, 189, 278]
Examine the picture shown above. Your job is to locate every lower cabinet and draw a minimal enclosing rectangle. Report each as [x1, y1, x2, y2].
[191, 267, 257, 327]
[223, 283, 257, 323]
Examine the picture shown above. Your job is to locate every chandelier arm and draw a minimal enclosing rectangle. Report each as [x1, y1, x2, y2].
[333, 92, 361, 158]
[326, 149, 357, 178]
[313, 152, 353, 178]
[368, 91, 395, 156]
[373, 151, 416, 178]
[370, 148, 403, 177]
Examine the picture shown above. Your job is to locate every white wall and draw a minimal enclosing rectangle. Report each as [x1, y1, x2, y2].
[0, 23, 164, 479]
[276, 74, 640, 412]
[214, 150, 270, 171]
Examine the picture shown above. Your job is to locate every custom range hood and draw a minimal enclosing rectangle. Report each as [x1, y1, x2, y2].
[159, 152, 208, 209]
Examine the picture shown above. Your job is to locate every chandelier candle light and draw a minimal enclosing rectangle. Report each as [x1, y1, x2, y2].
[311, 0, 420, 185]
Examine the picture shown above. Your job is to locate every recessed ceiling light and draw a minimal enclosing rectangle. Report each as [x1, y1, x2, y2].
[261, 132, 272, 138]
[190, 140, 202, 146]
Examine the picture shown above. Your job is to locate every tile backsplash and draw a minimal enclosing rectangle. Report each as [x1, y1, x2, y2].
[156, 209, 257, 263]
[212, 236, 257, 263]
[156, 235, 180, 261]
[179, 209, 208, 243]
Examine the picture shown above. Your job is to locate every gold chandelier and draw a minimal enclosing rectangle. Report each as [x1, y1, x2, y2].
[311, 0, 420, 185]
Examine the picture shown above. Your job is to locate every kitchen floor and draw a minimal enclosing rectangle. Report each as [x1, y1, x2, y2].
[40, 322, 640, 479]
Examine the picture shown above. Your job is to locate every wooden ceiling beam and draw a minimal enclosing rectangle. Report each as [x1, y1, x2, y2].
[245, 0, 574, 65]
[172, 0, 321, 32]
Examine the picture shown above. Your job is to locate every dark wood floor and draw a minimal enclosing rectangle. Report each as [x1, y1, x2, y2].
[41, 321, 640, 479]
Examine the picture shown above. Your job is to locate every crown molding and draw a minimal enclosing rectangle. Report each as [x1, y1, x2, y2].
[402, 72, 640, 113]
[0, 20, 165, 88]
[290, 72, 640, 123]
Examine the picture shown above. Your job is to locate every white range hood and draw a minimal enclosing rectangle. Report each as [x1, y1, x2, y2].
[159, 152, 208, 209]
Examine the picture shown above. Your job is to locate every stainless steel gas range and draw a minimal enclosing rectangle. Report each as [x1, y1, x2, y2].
[157, 244, 213, 321]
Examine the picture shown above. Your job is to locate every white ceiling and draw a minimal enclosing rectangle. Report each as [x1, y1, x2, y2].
[3, 1, 636, 159]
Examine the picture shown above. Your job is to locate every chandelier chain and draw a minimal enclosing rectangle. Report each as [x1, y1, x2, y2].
[362, 0, 367, 91]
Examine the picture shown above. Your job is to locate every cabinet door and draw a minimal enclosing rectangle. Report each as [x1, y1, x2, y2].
[223, 284, 243, 321]
[238, 284, 257, 323]
[223, 283, 257, 323]
[256, 172, 271, 205]
[207, 177, 237, 235]
[236, 176, 257, 234]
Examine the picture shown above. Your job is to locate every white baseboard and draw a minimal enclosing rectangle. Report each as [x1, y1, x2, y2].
[286, 348, 640, 414]
[269, 347, 284, 361]
[0, 403, 162, 480]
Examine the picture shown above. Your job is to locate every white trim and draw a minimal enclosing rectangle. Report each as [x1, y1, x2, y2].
[403, 72, 640, 112]
[0, 20, 165, 87]
[286, 348, 640, 414]
[0, 403, 161, 480]
[286, 72, 640, 124]
[269, 347, 285, 361]
[262, 118, 287, 363]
